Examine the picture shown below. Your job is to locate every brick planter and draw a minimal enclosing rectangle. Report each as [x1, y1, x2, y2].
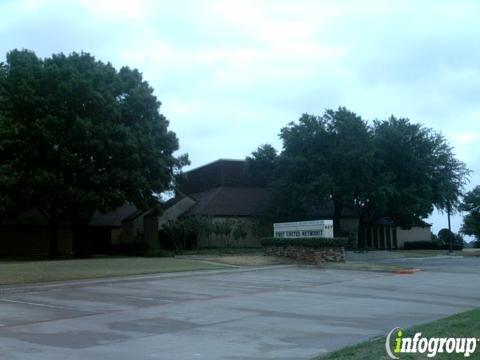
[264, 246, 345, 265]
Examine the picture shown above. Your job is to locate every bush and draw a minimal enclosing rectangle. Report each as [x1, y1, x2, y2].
[404, 241, 437, 250]
[438, 228, 456, 245]
[159, 216, 252, 251]
[438, 243, 463, 250]
[261, 237, 348, 248]
[403, 241, 463, 250]
[160, 218, 198, 252]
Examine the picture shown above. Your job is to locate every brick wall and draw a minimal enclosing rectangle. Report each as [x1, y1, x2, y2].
[264, 246, 345, 264]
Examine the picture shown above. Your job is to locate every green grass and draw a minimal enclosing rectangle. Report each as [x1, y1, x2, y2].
[0, 257, 230, 285]
[318, 308, 480, 359]
[180, 247, 263, 256]
[394, 249, 480, 258]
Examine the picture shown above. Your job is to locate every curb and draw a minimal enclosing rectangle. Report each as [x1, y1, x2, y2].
[392, 268, 422, 274]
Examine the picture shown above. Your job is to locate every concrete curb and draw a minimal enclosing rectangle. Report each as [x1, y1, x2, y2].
[392, 268, 422, 274]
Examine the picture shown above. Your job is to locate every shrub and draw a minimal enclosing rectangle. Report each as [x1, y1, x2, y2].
[261, 237, 348, 248]
[160, 217, 198, 252]
[438, 228, 456, 245]
[404, 241, 437, 250]
[160, 216, 252, 251]
[438, 243, 463, 250]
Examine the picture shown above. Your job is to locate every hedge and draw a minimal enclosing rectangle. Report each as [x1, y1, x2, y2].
[403, 241, 463, 250]
[261, 237, 348, 248]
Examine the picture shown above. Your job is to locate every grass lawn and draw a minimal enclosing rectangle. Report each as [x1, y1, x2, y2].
[0, 257, 231, 285]
[457, 249, 480, 257]
[393, 249, 480, 258]
[188, 255, 291, 267]
[176, 248, 292, 267]
[180, 247, 263, 256]
[319, 308, 480, 359]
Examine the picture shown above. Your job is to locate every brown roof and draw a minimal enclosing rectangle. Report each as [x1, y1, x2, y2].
[185, 186, 269, 216]
[1, 204, 139, 227]
[88, 204, 138, 227]
[178, 159, 267, 195]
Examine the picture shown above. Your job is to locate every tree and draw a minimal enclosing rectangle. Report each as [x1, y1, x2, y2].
[161, 217, 197, 253]
[248, 107, 374, 236]
[460, 186, 480, 241]
[368, 117, 469, 229]
[246, 144, 278, 184]
[231, 219, 248, 245]
[0, 49, 188, 257]
[247, 109, 469, 242]
[438, 228, 456, 245]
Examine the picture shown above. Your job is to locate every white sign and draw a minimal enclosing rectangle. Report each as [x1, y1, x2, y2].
[273, 220, 334, 238]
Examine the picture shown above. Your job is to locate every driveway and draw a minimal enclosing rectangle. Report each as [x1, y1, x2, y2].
[0, 260, 479, 360]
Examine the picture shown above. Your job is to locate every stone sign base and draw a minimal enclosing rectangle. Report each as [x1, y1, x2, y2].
[264, 246, 345, 265]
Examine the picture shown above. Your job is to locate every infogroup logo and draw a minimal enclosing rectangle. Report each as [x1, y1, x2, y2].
[385, 327, 478, 359]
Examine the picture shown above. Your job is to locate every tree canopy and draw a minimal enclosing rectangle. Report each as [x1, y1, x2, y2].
[247, 107, 469, 237]
[276, 108, 374, 235]
[0, 49, 187, 256]
[370, 116, 469, 226]
[460, 186, 480, 241]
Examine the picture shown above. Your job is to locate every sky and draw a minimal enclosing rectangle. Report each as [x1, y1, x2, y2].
[1, 0, 479, 236]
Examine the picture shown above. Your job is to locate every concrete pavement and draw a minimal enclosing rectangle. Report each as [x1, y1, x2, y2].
[0, 259, 479, 359]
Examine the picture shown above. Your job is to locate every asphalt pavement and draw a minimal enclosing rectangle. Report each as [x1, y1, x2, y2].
[0, 257, 479, 359]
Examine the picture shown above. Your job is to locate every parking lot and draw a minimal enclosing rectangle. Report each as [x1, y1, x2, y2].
[1, 257, 479, 360]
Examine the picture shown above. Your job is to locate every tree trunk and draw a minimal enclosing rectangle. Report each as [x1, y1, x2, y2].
[48, 219, 59, 259]
[447, 208, 452, 232]
[357, 207, 372, 251]
[447, 204, 453, 253]
[72, 223, 91, 258]
[333, 200, 343, 237]
[357, 218, 365, 250]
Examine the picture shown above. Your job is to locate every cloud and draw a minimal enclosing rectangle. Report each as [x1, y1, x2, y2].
[1, 0, 479, 234]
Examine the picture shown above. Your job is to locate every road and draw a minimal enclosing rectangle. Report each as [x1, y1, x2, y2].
[0, 257, 479, 359]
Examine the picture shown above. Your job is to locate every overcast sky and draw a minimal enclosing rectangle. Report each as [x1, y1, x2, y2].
[1, 0, 479, 235]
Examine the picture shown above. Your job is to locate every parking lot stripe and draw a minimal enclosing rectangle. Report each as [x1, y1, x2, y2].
[0, 298, 69, 309]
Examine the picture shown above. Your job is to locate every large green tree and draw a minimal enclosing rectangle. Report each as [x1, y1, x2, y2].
[368, 117, 469, 227]
[0, 49, 187, 257]
[246, 144, 278, 184]
[248, 107, 375, 235]
[247, 108, 469, 239]
[460, 186, 480, 241]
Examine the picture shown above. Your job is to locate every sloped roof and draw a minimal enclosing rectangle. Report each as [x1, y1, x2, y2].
[0, 208, 46, 226]
[178, 159, 266, 195]
[185, 186, 269, 216]
[88, 204, 138, 227]
[1, 204, 139, 227]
